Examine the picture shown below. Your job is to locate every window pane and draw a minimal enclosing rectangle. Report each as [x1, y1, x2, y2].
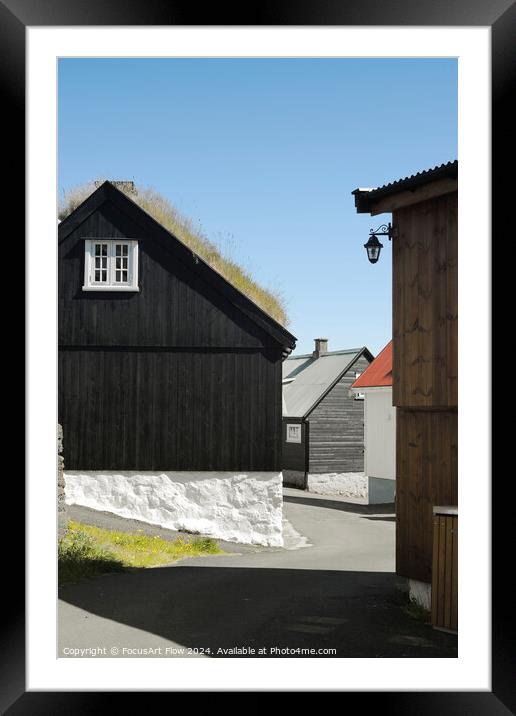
[88, 240, 136, 288]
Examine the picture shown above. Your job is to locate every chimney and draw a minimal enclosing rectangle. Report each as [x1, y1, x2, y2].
[313, 338, 328, 359]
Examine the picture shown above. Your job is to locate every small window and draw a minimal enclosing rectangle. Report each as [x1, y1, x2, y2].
[286, 424, 302, 443]
[83, 239, 139, 291]
[353, 372, 364, 400]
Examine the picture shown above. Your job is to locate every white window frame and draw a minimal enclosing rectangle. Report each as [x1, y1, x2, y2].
[286, 423, 302, 443]
[83, 239, 139, 291]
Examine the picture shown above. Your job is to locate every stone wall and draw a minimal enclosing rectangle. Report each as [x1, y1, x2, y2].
[64, 471, 284, 547]
[307, 471, 368, 498]
[57, 424, 68, 537]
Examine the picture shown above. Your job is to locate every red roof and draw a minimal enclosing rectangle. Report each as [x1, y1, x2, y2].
[351, 341, 392, 388]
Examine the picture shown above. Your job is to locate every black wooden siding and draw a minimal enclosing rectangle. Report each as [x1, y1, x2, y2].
[58, 190, 289, 472]
[59, 348, 282, 471]
[281, 418, 308, 473]
[307, 354, 371, 473]
[59, 202, 277, 349]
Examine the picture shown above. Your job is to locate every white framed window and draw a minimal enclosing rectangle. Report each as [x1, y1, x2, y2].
[286, 423, 302, 443]
[83, 239, 139, 291]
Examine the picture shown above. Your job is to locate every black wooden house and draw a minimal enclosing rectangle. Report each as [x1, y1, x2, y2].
[58, 181, 296, 546]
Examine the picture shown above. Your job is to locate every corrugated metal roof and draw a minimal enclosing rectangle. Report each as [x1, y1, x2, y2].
[283, 355, 313, 380]
[352, 160, 457, 212]
[283, 348, 366, 417]
[352, 340, 392, 388]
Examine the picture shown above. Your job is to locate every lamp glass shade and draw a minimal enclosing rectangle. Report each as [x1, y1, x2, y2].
[364, 234, 383, 264]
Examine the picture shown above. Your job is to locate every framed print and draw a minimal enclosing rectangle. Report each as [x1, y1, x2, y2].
[1, 0, 510, 709]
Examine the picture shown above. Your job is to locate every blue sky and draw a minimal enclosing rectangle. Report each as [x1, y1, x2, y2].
[58, 58, 457, 356]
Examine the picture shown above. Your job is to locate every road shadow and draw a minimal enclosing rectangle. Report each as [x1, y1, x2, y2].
[59, 566, 456, 658]
[360, 516, 396, 522]
[283, 494, 395, 516]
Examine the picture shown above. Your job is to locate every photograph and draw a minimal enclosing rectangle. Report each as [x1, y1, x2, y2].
[0, 0, 508, 699]
[56, 56, 458, 660]
[3, 5, 501, 704]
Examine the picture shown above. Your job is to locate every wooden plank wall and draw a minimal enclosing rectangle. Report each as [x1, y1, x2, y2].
[396, 408, 458, 582]
[431, 513, 458, 632]
[392, 193, 458, 408]
[307, 354, 371, 474]
[281, 418, 308, 473]
[58, 200, 286, 472]
[59, 348, 282, 472]
[393, 191, 458, 583]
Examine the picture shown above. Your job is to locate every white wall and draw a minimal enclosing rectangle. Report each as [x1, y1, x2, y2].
[307, 472, 367, 498]
[64, 471, 283, 547]
[364, 388, 396, 481]
[409, 579, 432, 611]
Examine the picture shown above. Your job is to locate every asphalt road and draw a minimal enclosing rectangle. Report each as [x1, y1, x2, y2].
[58, 489, 457, 658]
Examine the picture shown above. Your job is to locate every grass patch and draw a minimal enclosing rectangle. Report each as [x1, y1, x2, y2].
[58, 521, 222, 585]
[59, 181, 289, 326]
[392, 586, 431, 623]
[403, 597, 431, 623]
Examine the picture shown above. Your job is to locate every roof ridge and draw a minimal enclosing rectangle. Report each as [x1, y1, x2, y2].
[287, 347, 364, 360]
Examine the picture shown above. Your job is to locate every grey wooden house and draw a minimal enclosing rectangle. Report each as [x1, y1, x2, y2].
[282, 339, 373, 493]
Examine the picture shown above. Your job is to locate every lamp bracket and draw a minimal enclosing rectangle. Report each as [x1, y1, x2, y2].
[369, 222, 395, 241]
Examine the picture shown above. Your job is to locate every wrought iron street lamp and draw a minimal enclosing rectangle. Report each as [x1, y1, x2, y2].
[364, 223, 395, 264]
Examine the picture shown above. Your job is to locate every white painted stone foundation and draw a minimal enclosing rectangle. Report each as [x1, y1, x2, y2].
[409, 579, 432, 611]
[64, 471, 283, 547]
[307, 472, 368, 498]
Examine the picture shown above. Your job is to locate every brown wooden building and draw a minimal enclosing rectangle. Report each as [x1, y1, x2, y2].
[353, 161, 458, 600]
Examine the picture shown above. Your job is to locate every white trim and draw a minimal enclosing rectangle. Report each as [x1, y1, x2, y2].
[352, 385, 392, 394]
[83, 239, 139, 291]
[81, 285, 140, 292]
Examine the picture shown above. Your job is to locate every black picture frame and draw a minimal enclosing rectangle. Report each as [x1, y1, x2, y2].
[3, 0, 509, 710]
